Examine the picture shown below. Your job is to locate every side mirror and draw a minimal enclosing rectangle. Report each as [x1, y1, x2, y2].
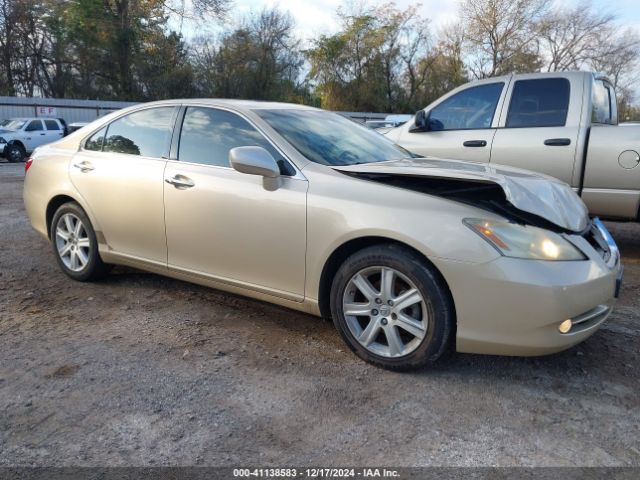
[410, 110, 430, 132]
[229, 146, 280, 178]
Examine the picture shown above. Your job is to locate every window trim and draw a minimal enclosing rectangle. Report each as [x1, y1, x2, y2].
[504, 78, 571, 129]
[418, 82, 505, 132]
[172, 104, 301, 178]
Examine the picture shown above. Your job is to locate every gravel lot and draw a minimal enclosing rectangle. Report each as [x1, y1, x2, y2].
[1, 162, 639, 467]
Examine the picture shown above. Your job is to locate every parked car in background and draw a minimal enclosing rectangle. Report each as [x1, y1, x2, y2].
[365, 120, 397, 129]
[23, 100, 621, 370]
[385, 71, 640, 222]
[0, 117, 67, 162]
[68, 122, 89, 134]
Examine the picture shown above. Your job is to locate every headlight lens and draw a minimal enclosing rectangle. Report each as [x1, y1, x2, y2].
[463, 218, 585, 261]
[0, 137, 6, 144]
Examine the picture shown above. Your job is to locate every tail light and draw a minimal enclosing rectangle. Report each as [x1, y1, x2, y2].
[25, 157, 33, 173]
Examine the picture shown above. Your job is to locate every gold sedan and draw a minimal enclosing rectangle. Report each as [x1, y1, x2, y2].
[23, 100, 623, 370]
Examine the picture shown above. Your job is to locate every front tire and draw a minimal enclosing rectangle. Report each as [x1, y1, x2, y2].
[6, 144, 25, 163]
[51, 202, 111, 281]
[330, 244, 454, 371]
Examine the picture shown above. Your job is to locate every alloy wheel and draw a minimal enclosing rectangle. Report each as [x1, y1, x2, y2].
[342, 266, 428, 358]
[55, 213, 91, 272]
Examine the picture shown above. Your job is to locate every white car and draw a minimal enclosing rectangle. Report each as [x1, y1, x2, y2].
[0, 118, 67, 162]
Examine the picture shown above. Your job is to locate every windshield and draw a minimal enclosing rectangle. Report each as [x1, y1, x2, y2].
[4, 120, 26, 130]
[255, 109, 412, 166]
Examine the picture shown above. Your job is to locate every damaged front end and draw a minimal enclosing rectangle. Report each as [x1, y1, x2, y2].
[332, 157, 590, 234]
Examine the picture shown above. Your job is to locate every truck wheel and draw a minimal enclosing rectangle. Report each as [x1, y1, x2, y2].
[330, 244, 454, 371]
[6, 144, 25, 163]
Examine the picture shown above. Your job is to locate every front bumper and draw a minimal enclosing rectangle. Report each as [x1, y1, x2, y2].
[435, 221, 622, 356]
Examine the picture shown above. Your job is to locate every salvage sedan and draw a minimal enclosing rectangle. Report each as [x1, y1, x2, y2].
[23, 100, 623, 370]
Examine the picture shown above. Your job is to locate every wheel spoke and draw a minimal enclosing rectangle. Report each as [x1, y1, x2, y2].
[352, 274, 379, 301]
[359, 319, 380, 346]
[56, 228, 70, 241]
[394, 288, 421, 311]
[381, 268, 395, 299]
[69, 251, 78, 270]
[344, 302, 373, 316]
[77, 238, 90, 248]
[74, 219, 83, 236]
[396, 313, 425, 339]
[64, 215, 74, 234]
[76, 247, 88, 266]
[59, 243, 72, 257]
[384, 326, 404, 356]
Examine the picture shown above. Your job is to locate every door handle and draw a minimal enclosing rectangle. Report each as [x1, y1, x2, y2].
[463, 140, 487, 147]
[40, 133, 46, 136]
[544, 138, 571, 146]
[73, 161, 94, 172]
[165, 175, 195, 189]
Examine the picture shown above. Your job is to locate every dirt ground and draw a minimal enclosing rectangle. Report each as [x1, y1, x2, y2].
[0, 162, 639, 467]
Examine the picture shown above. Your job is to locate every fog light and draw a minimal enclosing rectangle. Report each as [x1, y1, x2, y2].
[558, 319, 572, 334]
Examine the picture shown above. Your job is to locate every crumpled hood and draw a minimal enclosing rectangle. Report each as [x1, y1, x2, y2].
[333, 157, 589, 232]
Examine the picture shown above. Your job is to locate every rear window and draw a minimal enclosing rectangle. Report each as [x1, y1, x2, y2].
[506, 78, 570, 128]
[44, 120, 60, 130]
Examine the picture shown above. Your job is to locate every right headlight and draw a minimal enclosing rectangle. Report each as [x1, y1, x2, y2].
[463, 218, 586, 261]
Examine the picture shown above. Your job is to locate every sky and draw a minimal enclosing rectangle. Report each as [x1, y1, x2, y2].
[182, 0, 640, 41]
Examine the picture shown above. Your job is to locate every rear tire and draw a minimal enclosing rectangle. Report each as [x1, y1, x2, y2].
[50, 202, 112, 281]
[330, 244, 454, 371]
[6, 144, 25, 163]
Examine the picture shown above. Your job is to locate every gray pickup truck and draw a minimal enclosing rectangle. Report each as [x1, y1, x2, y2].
[384, 71, 640, 221]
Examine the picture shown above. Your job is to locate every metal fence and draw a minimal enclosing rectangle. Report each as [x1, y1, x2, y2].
[0, 97, 137, 124]
[0, 96, 392, 125]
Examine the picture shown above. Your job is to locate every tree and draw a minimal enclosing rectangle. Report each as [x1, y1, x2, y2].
[192, 8, 305, 102]
[460, 0, 549, 78]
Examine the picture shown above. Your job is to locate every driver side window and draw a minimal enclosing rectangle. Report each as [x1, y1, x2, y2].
[429, 83, 504, 131]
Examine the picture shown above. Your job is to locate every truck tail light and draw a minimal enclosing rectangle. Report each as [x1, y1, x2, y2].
[25, 157, 33, 173]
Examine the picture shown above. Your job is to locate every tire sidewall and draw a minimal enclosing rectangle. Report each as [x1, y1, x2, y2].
[51, 202, 102, 281]
[330, 244, 453, 370]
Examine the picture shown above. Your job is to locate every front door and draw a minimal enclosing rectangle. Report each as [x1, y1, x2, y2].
[69, 106, 177, 264]
[163, 106, 307, 300]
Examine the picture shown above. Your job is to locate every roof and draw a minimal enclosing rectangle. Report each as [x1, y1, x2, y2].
[118, 98, 317, 111]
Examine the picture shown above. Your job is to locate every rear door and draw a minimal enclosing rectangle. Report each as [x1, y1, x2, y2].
[69, 106, 177, 264]
[490, 75, 582, 185]
[43, 119, 65, 145]
[397, 82, 507, 162]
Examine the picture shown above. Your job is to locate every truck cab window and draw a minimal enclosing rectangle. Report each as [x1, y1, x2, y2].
[428, 83, 504, 131]
[506, 78, 570, 128]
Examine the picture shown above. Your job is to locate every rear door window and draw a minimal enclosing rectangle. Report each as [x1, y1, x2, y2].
[44, 120, 60, 130]
[506, 78, 570, 128]
[103, 107, 176, 157]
